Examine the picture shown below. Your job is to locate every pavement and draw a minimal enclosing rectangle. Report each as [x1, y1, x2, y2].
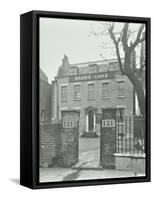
[39, 167, 145, 182]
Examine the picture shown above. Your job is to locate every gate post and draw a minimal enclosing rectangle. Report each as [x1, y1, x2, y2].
[61, 120, 79, 167]
[100, 109, 116, 169]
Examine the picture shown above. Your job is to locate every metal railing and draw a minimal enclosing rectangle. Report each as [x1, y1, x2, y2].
[116, 116, 145, 155]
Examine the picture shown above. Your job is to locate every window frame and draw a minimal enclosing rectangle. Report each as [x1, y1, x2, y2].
[88, 83, 95, 99]
[73, 84, 80, 100]
[117, 80, 125, 97]
[61, 85, 67, 101]
[102, 82, 110, 98]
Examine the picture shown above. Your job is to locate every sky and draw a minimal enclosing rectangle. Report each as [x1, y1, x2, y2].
[39, 18, 143, 83]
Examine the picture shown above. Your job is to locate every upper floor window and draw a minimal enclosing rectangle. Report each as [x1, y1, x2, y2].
[88, 84, 95, 99]
[98, 64, 109, 72]
[102, 82, 110, 98]
[89, 64, 97, 73]
[117, 81, 125, 97]
[74, 85, 80, 100]
[61, 86, 67, 101]
[109, 62, 119, 71]
[69, 66, 78, 75]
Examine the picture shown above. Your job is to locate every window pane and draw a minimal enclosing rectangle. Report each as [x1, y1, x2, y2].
[69, 66, 78, 75]
[117, 81, 125, 96]
[61, 86, 67, 101]
[88, 84, 95, 98]
[102, 82, 109, 97]
[74, 85, 80, 99]
[89, 64, 97, 73]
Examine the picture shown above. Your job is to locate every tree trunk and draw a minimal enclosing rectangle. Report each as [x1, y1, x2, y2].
[126, 70, 145, 115]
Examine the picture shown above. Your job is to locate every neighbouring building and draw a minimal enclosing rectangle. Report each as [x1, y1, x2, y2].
[51, 55, 134, 136]
[40, 69, 52, 122]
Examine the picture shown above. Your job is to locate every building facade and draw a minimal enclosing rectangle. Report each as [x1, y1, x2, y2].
[52, 55, 134, 136]
[40, 69, 52, 122]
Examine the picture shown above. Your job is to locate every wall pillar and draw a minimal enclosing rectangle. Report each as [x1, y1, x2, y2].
[86, 114, 89, 132]
[93, 113, 96, 132]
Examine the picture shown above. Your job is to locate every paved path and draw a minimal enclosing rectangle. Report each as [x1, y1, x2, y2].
[74, 137, 100, 168]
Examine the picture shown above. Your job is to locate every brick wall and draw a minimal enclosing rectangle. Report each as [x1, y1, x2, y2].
[40, 122, 62, 167]
[61, 127, 79, 167]
[40, 122, 79, 168]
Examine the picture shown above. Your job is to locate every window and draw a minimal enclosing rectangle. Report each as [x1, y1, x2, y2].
[61, 86, 67, 101]
[102, 82, 110, 98]
[117, 81, 125, 97]
[88, 84, 95, 99]
[99, 64, 109, 72]
[88, 110, 94, 131]
[74, 85, 80, 100]
[89, 64, 97, 73]
[109, 62, 119, 71]
[69, 66, 78, 75]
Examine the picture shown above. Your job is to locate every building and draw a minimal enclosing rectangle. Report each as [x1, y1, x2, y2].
[40, 69, 52, 122]
[51, 55, 134, 136]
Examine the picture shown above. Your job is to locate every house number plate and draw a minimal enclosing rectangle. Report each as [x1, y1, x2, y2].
[102, 119, 115, 128]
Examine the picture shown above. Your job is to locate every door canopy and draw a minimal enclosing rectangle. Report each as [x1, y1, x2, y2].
[85, 106, 97, 114]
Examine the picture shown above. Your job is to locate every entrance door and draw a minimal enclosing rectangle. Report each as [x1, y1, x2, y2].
[100, 109, 116, 168]
[88, 110, 94, 131]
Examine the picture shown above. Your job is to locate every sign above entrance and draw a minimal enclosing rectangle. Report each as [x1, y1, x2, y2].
[69, 71, 115, 82]
[63, 120, 75, 128]
[102, 119, 116, 128]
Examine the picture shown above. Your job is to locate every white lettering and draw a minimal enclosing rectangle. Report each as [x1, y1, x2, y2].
[102, 119, 115, 128]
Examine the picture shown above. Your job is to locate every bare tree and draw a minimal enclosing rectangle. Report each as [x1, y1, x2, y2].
[90, 22, 145, 115]
[107, 23, 145, 115]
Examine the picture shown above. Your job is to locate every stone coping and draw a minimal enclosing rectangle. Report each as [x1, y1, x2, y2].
[113, 153, 145, 158]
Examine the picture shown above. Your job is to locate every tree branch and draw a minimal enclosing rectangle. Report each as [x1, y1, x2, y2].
[121, 23, 129, 51]
[108, 23, 125, 75]
[130, 24, 145, 50]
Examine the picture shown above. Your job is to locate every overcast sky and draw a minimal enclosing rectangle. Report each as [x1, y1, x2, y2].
[40, 18, 143, 83]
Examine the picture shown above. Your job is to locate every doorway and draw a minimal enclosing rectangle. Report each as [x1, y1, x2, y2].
[75, 107, 100, 168]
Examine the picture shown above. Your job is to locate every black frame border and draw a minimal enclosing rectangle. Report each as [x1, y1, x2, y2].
[20, 10, 151, 189]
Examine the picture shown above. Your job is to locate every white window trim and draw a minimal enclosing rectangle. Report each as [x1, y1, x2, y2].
[73, 83, 81, 86]
[101, 80, 111, 83]
[87, 82, 95, 85]
[60, 84, 68, 87]
[116, 79, 126, 82]
[60, 107, 81, 110]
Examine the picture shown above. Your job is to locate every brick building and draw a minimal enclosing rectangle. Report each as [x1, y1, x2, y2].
[51, 55, 134, 136]
[40, 69, 52, 122]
